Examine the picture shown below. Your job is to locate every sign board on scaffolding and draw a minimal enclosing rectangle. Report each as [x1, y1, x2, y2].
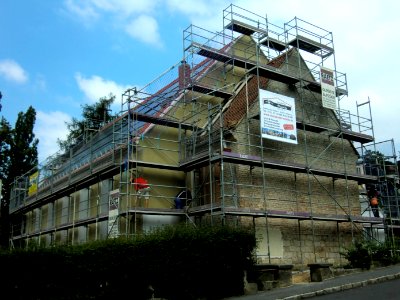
[259, 89, 297, 144]
[108, 189, 120, 238]
[320, 66, 336, 110]
[28, 171, 39, 196]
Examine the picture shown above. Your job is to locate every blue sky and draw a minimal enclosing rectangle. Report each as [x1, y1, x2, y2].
[1, 0, 399, 163]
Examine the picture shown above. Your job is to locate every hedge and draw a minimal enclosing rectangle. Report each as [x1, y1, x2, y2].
[0, 224, 257, 300]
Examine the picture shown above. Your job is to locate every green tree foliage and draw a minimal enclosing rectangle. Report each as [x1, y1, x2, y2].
[0, 117, 12, 183]
[341, 239, 400, 269]
[9, 107, 39, 181]
[363, 150, 395, 167]
[0, 106, 39, 248]
[57, 94, 115, 153]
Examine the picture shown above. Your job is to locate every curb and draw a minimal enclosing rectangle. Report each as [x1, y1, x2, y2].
[280, 272, 400, 300]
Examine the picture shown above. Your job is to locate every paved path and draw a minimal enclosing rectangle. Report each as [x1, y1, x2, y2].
[225, 264, 400, 300]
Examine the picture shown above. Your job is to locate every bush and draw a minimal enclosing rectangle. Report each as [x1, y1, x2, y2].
[371, 240, 400, 266]
[0, 224, 257, 300]
[342, 239, 400, 270]
[341, 240, 371, 270]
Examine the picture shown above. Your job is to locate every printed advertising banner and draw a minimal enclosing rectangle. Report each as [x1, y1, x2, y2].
[28, 171, 39, 196]
[320, 66, 336, 110]
[108, 189, 120, 238]
[259, 89, 297, 144]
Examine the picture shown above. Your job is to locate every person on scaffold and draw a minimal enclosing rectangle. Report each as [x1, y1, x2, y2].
[367, 186, 380, 218]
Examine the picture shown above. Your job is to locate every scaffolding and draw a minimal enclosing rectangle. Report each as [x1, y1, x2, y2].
[357, 139, 400, 244]
[181, 4, 381, 264]
[8, 4, 397, 266]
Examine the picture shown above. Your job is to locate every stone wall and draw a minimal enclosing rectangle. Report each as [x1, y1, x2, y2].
[214, 49, 362, 267]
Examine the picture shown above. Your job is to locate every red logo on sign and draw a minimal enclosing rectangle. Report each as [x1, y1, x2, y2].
[283, 124, 294, 130]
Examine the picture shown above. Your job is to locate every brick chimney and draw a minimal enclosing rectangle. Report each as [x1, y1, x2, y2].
[178, 60, 191, 89]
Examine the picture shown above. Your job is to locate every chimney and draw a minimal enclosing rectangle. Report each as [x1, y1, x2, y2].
[178, 60, 191, 89]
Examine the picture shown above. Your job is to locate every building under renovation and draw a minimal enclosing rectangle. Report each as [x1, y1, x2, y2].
[8, 4, 399, 267]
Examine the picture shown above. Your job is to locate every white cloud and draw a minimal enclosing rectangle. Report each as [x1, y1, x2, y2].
[63, 0, 159, 22]
[64, 0, 99, 24]
[36, 111, 72, 163]
[166, 0, 216, 16]
[90, 0, 158, 15]
[75, 73, 130, 112]
[0, 59, 28, 84]
[165, 0, 227, 32]
[63, 0, 162, 44]
[125, 15, 162, 47]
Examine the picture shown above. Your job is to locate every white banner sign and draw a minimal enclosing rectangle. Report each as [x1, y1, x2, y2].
[320, 67, 336, 110]
[259, 89, 297, 144]
[108, 189, 120, 238]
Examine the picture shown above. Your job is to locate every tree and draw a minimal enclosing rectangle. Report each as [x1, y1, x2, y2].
[9, 106, 39, 180]
[0, 118, 12, 228]
[0, 106, 39, 248]
[0, 117, 12, 182]
[57, 94, 115, 153]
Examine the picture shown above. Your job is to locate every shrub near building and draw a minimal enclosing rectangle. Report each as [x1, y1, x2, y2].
[0, 224, 256, 300]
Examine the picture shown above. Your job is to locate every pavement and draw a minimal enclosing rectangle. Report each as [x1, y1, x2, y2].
[225, 263, 400, 300]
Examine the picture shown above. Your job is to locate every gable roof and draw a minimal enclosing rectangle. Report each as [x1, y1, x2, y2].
[222, 48, 295, 129]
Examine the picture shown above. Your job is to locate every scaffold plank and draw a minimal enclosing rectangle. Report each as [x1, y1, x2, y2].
[193, 42, 301, 85]
[296, 121, 329, 133]
[221, 151, 378, 183]
[127, 208, 186, 215]
[128, 160, 180, 170]
[260, 36, 287, 51]
[188, 83, 233, 100]
[194, 42, 233, 64]
[251, 113, 373, 144]
[179, 151, 211, 171]
[351, 215, 383, 224]
[225, 19, 268, 36]
[303, 81, 348, 97]
[132, 112, 197, 131]
[336, 129, 374, 144]
[368, 224, 400, 229]
[221, 207, 383, 223]
[297, 121, 374, 144]
[188, 203, 223, 215]
[248, 65, 299, 84]
[288, 35, 334, 55]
